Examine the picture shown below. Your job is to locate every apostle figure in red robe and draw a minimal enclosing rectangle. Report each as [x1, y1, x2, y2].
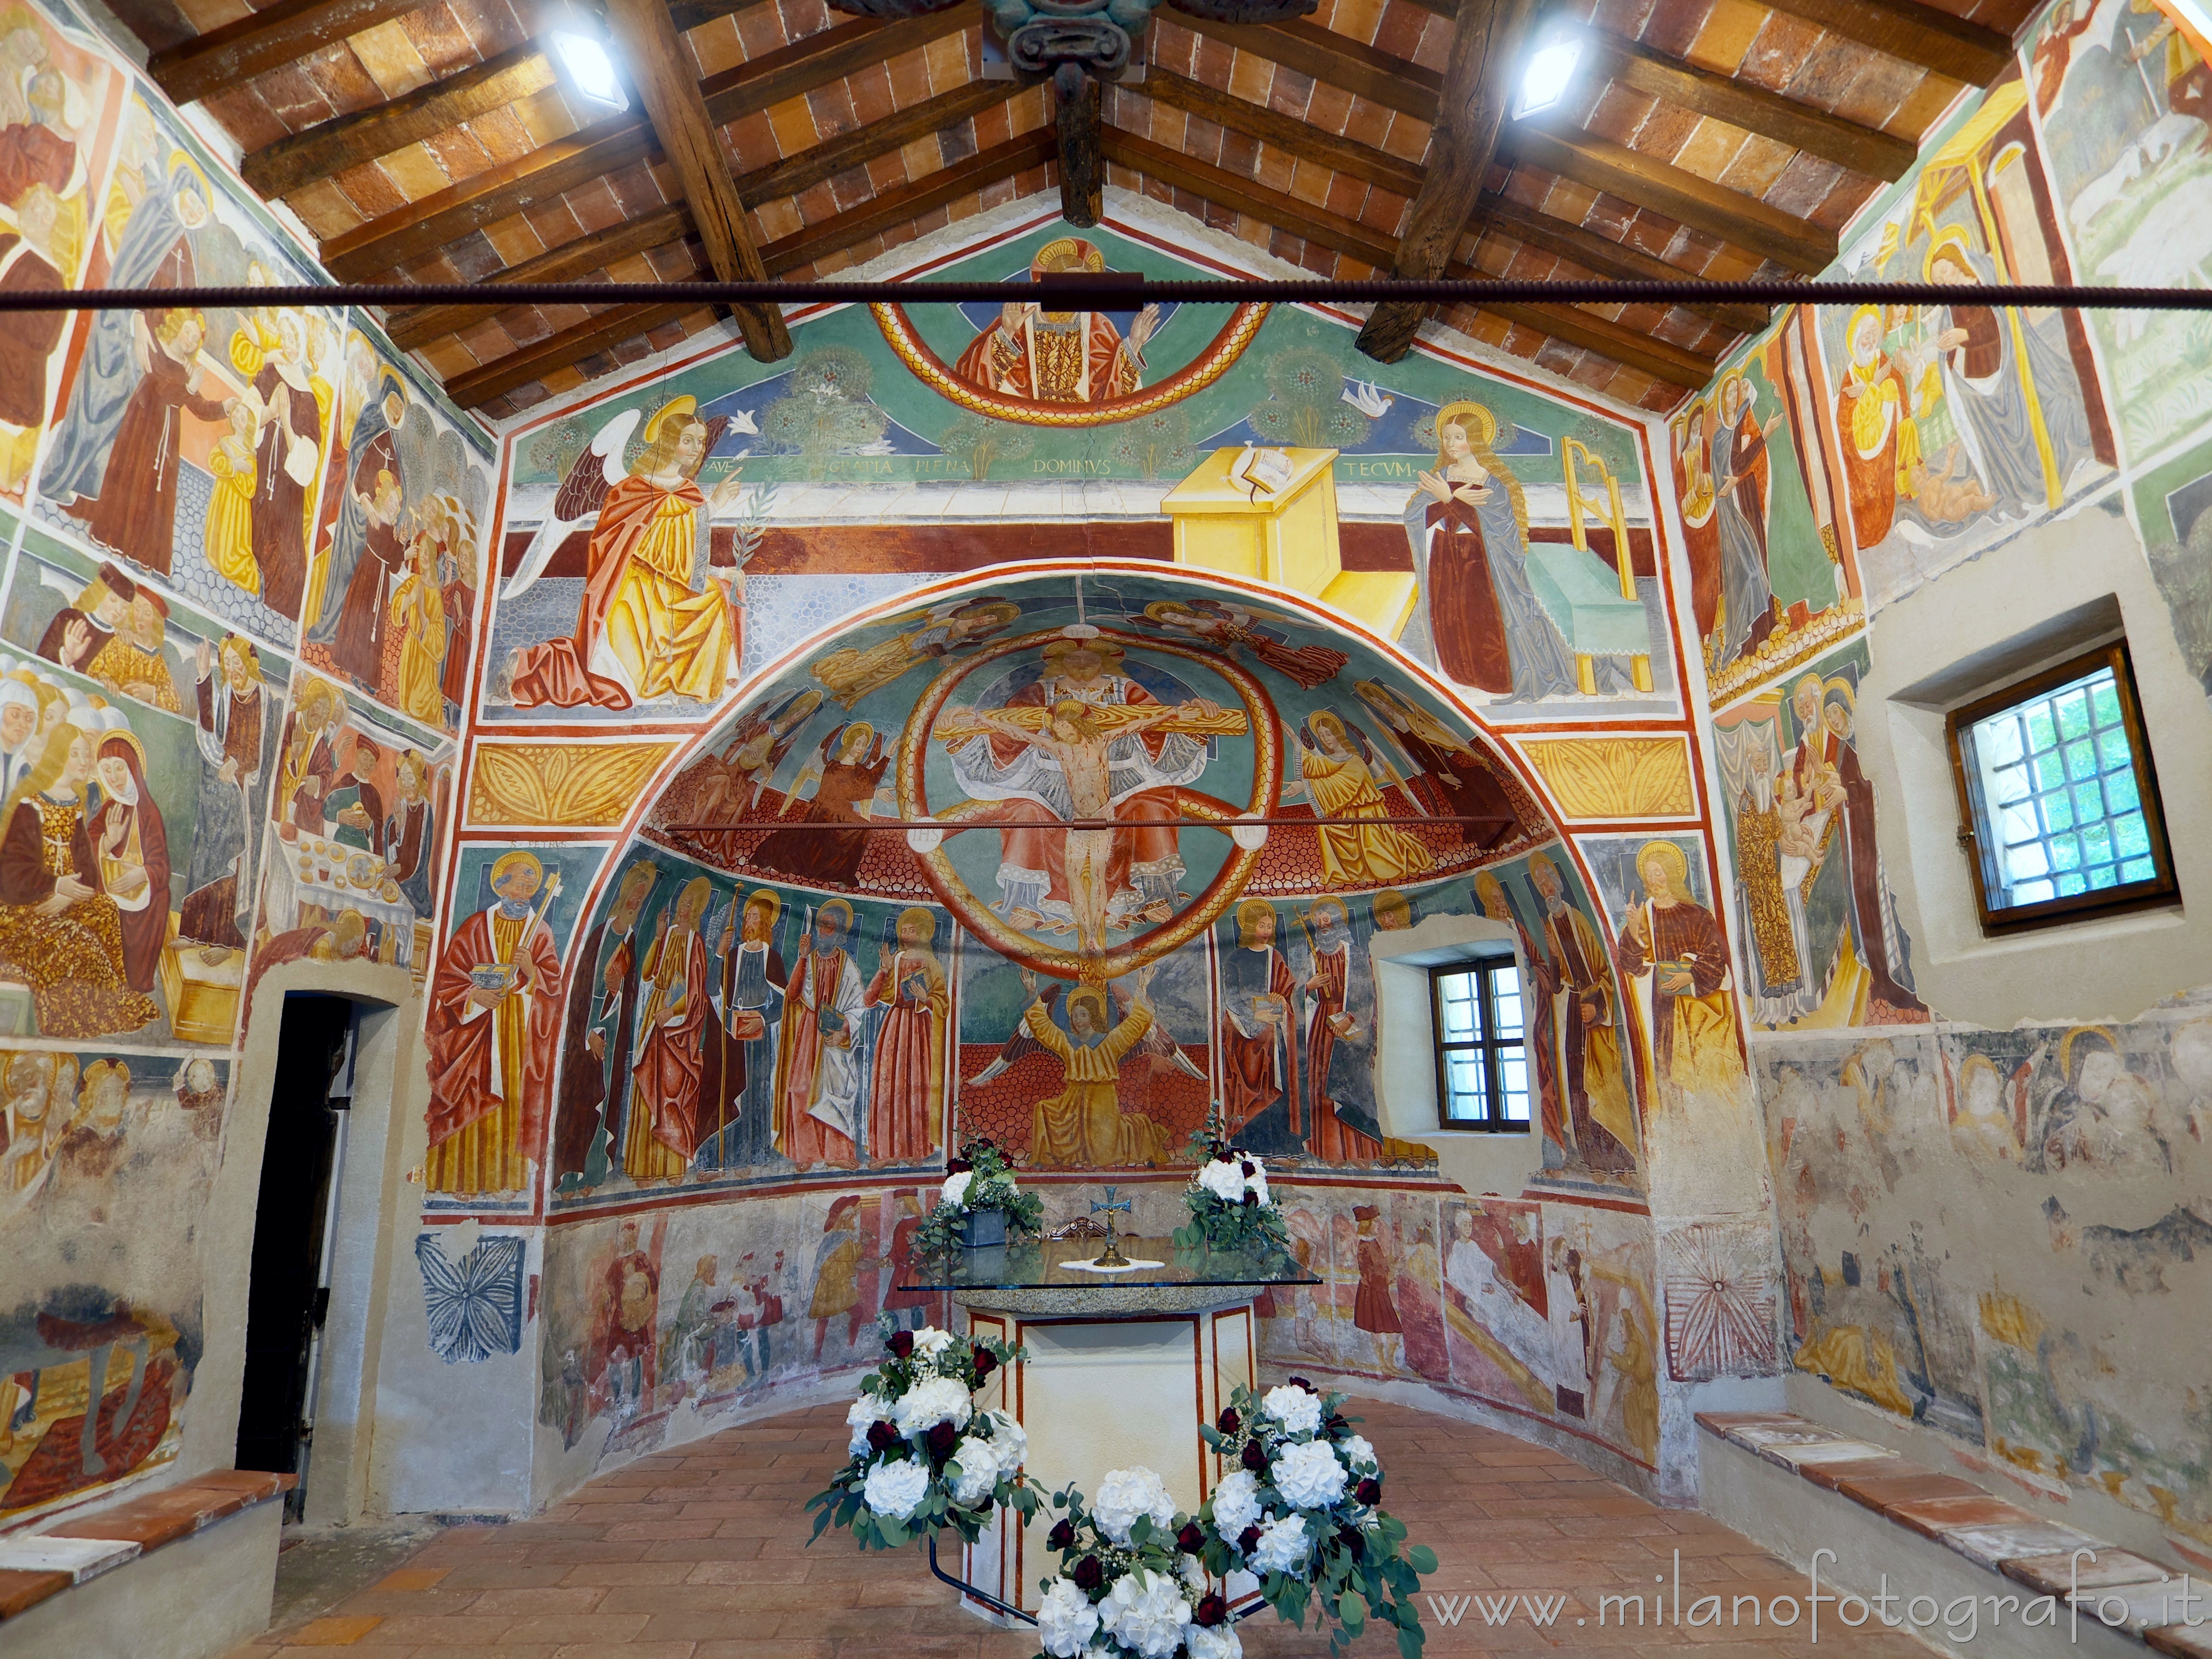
[426, 851, 563, 1196]
[950, 237, 1158, 405]
[1218, 898, 1303, 1155]
[622, 875, 713, 1184]
[862, 906, 948, 1165]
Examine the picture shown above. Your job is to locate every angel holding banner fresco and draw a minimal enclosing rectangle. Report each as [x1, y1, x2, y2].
[504, 399, 748, 712]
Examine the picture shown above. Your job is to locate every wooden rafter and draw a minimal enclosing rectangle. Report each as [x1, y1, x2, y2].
[1471, 300, 1716, 388]
[445, 128, 1054, 409]
[1131, 65, 1424, 197]
[1570, 26, 1920, 181]
[1358, 0, 1537, 363]
[1101, 127, 1715, 388]
[378, 79, 1021, 350]
[1501, 120, 1839, 274]
[1752, 0, 2013, 83]
[1058, 77, 1104, 227]
[147, 0, 426, 105]
[605, 0, 790, 360]
[1473, 192, 1771, 335]
[321, 5, 979, 282]
[1166, 13, 1443, 122]
[241, 40, 558, 198]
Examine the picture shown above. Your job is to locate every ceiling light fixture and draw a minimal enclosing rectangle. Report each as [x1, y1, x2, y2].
[1514, 37, 1582, 120]
[553, 31, 626, 109]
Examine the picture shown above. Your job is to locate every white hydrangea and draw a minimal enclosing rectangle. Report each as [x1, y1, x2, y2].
[893, 1373, 974, 1437]
[1243, 1162, 1269, 1204]
[983, 1407, 1028, 1469]
[1178, 1554, 1209, 1597]
[1261, 1384, 1322, 1437]
[1187, 1624, 1242, 1659]
[1097, 1568, 1193, 1659]
[1340, 1434, 1376, 1471]
[1196, 1159, 1245, 1203]
[1209, 1469, 1262, 1543]
[912, 1325, 957, 1360]
[942, 1169, 976, 1208]
[1036, 1577, 1102, 1658]
[948, 1434, 1001, 1505]
[861, 1456, 930, 1521]
[1272, 1439, 1348, 1510]
[1250, 1514, 1311, 1577]
[1091, 1465, 1177, 1546]
[846, 1392, 890, 1455]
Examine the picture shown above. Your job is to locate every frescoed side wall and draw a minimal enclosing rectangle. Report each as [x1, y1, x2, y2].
[1669, 1, 2212, 1562]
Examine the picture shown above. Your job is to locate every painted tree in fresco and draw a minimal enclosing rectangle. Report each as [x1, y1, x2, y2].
[1250, 348, 1371, 449]
[1110, 407, 1193, 479]
[760, 347, 888, 467]
[936, 413, 1034, 481]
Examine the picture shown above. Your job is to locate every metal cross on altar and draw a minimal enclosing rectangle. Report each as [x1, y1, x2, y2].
[1089, 1186, 1133, 1269]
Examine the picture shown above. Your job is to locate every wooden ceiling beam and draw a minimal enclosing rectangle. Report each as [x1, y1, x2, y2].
[1101, 127, 1400, 267]
[241, 40, 556, 198]
[1751, 0, 2012, 84]
[1471, 299, 1715, 388]
[1572, 26, 1919, 180]
[383, 206, 694, 349]
[378, 79, 1017, 349]
[1359, 0, 1539, 362]
[606, 0, 789, 358]
[1501, 119, 1838, 273]
[148, 0, 426, 104]
[1473, 190, 1772, 334]
[1131, 64, 1424, 196]
[444, 127, 1052, 408]
[1167, 12, 1442, 121]
[321, 5, 977, 281]
[1058, 76, 1104, 226]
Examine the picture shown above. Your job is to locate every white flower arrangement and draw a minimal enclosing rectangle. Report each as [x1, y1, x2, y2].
[1033, 1466, 1235, 1659]
[1174, 1141, 1290, 1255]
[914, 1138, 1045, 1256]
[807, 1314, 1038, 1551]
[1196, 1379, 1439, 1658]
[1091, 1466, 1177, 1546]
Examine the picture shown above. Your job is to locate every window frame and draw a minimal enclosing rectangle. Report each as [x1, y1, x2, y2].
[1428, 957, 1528, 1132]
[1944, 639, 2178, 935]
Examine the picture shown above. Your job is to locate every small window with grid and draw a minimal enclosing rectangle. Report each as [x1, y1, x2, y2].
[1948, 641, 2177, 932]
[1431, 959, 1528, 1130]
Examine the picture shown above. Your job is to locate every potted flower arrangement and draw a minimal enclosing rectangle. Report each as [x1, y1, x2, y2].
[1192, 1379, 1435, 1658]
[1034, 1466, 1241, 1659]
[915, 1138, 1045, 1254]
[807, 1313, 1039, 1550]
[1172, 1141, 1290, 1255]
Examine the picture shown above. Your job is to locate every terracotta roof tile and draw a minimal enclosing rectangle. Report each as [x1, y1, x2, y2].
[351, 17, 434, 98]
[300, 39, 385, 111]
[481, 212, 548, 266]
[806, 79, 858, 139]
[690, 17, 747, 77]
[468, 106, 539, 168]
[420, 125, 496, 185]
[1227, 50, 1274, 106]
[847, 60, 895, 125]
[1322, 0, 1386, 46]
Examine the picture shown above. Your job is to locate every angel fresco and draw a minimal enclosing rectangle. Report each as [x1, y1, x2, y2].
[808, 598, 1020, 709]
[1284, 708, 1435, 890]
[1349, 679, 1522, 849]
[503, 399, 749, 713]
[749, 722, 890, 890]
[1018, 963, 1172, 1167]
[1135, 598, 1347, 690]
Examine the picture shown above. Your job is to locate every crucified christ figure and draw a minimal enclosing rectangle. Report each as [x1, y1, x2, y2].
[967, 697, 1192, 952]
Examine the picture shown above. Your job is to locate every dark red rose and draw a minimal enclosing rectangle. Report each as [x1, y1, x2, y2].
[1240, 1439, 1267, 1473]
[1072, 1555, 1104, 1592]
[948, 1157, 973, 1174]
[1243, 1191, 1260, 1207]
[1355, 1477, 1382, 1504]
[1238, 1526, 1262, 1555]
[928, 1420, 959, 1459]
[1217, 1407, 1240, 1434]
[1240, 1160, 1255, 1178]
[1048, 1519, 1077, 1552]
[888, 1330, 915, 1358]
[1195, 1594, 1229, 1627]
[1287, 1375, 1316, 1393]
[974, 1346, 998, 1378]
[1213, 1148, 1238, 1165]
[1178, 1522, 1205, 1553]
[1337, 1525, 1365, 1561]
[866, 1421, 898, 1454]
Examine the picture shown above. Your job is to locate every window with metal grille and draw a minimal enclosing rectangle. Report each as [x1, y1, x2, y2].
[1431, 959, 1528, 1130]
[1947, 641, 2177, 932]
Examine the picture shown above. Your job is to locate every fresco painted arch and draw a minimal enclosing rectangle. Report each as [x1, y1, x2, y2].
[486, 561, 1657, 1217]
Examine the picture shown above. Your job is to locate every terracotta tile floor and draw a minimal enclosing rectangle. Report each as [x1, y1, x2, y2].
[225, 1398, 1938, 1657]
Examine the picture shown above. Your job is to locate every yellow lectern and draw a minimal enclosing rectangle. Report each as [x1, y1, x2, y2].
[1161, 447, 1418, 640]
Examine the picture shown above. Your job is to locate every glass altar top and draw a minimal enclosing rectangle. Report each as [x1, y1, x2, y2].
[897, 1237, 1322, 1292]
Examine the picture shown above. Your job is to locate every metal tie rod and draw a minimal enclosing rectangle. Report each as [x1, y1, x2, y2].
[0, 278, 2209, 312]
